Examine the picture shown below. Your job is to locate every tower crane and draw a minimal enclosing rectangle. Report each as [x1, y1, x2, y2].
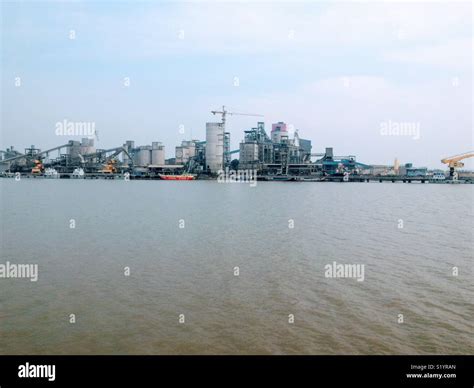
[210, 106, 264, 168]
[441, 151, 474, 179]
[211, 105, 263, 126]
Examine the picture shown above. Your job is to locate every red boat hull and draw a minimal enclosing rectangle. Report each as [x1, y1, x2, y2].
[158, 174, 195, 180]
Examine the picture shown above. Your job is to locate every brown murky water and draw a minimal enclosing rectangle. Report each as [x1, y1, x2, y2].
[0, 180, 472, 354]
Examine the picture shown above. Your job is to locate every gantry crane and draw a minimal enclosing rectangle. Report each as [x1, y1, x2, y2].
[441, 151, 474, 178]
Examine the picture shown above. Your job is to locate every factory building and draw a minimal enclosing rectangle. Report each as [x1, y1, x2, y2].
[239, 121, 312, 174]
[122, 140, 165, 167]
[315, 147, 370, 174]
[239, 122, 273, 170]
[367, 165, 393, 176]
[1, 111, 376, 178]
[239, 142, 259, 169]
[299, 138, 312, 157]
[399, 163, 428, 177]
[1, 146, 22, 161]
[68, 138, 95, 159]
[1, 146, 25, 167]
[271, 122, 288, 144]
[185, 141, 206, 173]
[175, 140, 197, 165]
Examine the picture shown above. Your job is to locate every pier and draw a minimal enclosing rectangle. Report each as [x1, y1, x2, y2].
[2, 172, 472, 184]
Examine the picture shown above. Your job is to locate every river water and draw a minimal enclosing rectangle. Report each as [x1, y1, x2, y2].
[0, 179, 472, 354]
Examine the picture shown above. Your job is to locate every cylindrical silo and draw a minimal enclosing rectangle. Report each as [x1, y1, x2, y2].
[80, 138, 95, 155]
[137, 146, 151, 166]
[205, 122, 224, 173]
[151, 142, 165, 165]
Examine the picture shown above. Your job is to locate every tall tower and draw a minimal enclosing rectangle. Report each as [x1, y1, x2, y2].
[394, 158, 400, 175]
[205, 122, 225, 173]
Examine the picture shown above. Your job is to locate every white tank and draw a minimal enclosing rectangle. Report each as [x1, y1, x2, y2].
[80, 138, 95, 155]
[206, 122, 224, 173]
[137, 146, 151, 166]
[151, 143, 165, 165]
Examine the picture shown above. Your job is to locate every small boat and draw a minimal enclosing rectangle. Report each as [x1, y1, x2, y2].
[158, 174, 196, 181]
[72, 168, 85, 179]
[44, 168, 60, 179]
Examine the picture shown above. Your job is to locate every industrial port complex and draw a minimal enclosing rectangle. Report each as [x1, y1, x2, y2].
[1, 107, 473, 183]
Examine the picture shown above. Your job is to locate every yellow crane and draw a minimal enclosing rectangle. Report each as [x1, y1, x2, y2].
[441, 151, 474, 178]
[31, 159, 44, 174]
[100, 159, 118, 174]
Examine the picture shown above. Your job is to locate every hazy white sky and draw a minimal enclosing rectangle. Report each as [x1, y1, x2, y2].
[1, 1, 473, 168]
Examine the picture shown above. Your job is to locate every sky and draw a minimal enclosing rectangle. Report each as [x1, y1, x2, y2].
[1, 0, 473, 168]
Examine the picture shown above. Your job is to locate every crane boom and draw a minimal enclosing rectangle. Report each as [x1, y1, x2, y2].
[440, 151, 474, 178]
[229, 112, 264, 117]
[211, 105, 263, 126]
[0, 143, 71, 164]
[441, 151, 474, 165]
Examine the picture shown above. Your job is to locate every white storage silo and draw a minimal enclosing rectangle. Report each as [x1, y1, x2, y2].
[205, 122, 224, 173]
[151, 142, 165, 165]
[137, 146, 151, 166]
